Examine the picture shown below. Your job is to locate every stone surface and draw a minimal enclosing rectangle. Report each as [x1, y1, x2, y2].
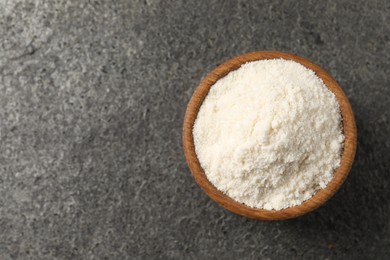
[0, 0, 389, 259]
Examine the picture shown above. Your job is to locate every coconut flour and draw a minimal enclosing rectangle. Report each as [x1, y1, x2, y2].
[193, 59, 344, 210]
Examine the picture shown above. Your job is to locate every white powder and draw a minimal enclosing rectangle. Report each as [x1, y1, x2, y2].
[193, 59, 344, 210]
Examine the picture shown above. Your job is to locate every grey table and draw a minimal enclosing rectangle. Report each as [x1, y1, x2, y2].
[1, 0, 389, 259]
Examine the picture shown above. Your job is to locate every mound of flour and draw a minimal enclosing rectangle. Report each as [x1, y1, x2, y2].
[193, 59, 344, 210]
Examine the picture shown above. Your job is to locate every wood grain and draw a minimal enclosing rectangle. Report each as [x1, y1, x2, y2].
[182, 51, 357, 220]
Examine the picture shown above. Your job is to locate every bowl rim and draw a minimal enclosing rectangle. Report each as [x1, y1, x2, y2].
[182, 51, 357, 220]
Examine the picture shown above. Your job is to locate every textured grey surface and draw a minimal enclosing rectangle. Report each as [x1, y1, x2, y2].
[0, 0, 389, 259]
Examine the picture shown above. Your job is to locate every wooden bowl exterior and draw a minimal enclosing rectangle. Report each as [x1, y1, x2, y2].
[182, 51, 357, 220]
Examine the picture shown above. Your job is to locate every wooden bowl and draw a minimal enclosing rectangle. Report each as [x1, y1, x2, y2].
[182, 51, 357, 220]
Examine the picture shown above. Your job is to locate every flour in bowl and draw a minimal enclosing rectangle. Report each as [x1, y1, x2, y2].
[193, 59, 344, 210]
